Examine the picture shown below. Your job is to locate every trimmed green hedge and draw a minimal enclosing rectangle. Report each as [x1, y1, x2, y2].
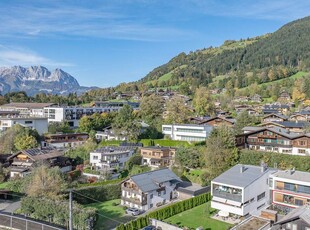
[74, 183, 121, 204]
[21, 196, 97, 230]
[116, 193, 211, 230]
[239, 150, 310, 172]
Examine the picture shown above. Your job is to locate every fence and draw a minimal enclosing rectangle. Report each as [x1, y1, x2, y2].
[0, 212, 65, 230]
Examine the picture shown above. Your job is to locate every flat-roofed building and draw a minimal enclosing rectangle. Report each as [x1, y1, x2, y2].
[140, 146, 176, 169]
[0, 116, 48, 134]
[162, 124, 213, 142]
[269, 169, 310, 212]
[0, 103, 55, 117]
[211, 164, 276, 217]
[90, 146, 136, 170]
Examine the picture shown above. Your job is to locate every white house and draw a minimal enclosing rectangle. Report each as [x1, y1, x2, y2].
[121, 168, 182, 211]
[0, 117, 48, 135]
[90, 146, 136, 170]
[162, 124, 213, 142]
[0, 103, 55, 117]
[211, 164, 276, 217]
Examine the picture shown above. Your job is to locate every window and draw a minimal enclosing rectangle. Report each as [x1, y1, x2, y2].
[257, 203, 265, 210]
[298, 149, 306, 154]
[25, 121, 33, 124]
[257, 192, 265, 201]
[150, 194, 153, 199]
[299, 140, 306, 146]
[269, 178, 273, 187]
[292, 224, 297, 230]
[286, 223, 291, 229]
[294, 199, 303, 206]
[158, 191, 161, 196]
[250, 198, 254, 203]
[93, 156, 98, 160]
[150, 203, 153, 208]
[163, 190, 166, 195]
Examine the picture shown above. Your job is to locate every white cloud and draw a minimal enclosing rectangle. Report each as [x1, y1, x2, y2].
[0, 45, 74, 67]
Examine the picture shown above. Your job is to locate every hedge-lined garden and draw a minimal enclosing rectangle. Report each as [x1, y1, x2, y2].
[115, 193, 211, 230]
[21, 196, 97, 230]
[239, 150, 310, 171]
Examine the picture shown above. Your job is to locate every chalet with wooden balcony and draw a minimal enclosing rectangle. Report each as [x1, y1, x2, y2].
[199, 116, 235, 127]
[262, 113, 288, 123]
[42, 133, 89, 149]
[140, 146, 176, 169]
[269, 169, 310, 212]
[242, 126, 310, 156]
[121, 168, 181, 211]
[8, 148, 72, 178]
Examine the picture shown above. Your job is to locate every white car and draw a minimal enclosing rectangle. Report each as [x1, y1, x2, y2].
[126, 207, 140, 216]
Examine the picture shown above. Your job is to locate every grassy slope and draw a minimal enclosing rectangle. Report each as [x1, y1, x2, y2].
[259, 71, 308, 87]
[165, 202, 232, 230]
[85, 199, 135, 230]
[0, 182, 9, 189]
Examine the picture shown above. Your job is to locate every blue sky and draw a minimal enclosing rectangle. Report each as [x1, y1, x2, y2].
[0, 0, 309, 87]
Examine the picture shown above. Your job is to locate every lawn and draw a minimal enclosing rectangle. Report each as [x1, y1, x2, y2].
[165, 202, 232, 230]
[85, 199, 135, 230]
[0, 181, 9, 189]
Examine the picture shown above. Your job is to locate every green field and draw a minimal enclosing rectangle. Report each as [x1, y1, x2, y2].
[165, 202, 232, 230]
[259, 71, 308, 87]
[0, 182, 9, 189]
[85, 199, 135, 230]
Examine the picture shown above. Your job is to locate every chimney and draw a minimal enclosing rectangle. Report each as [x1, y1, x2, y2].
[240, 164, 245, 173]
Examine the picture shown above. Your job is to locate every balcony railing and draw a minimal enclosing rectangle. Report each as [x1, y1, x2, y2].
[275, 186, 310, 196]
[121, 196, 147, 206]
[249, 142, 292, 148]
[212, 190, 242, 202]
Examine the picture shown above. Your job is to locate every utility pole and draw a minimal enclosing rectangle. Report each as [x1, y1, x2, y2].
[69, 189, 73, 230]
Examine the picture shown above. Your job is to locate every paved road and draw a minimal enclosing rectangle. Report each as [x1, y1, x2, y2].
[0, 199, 21, 213]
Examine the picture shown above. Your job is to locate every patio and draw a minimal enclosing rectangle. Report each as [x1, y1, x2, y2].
[211, 212, 241, 225]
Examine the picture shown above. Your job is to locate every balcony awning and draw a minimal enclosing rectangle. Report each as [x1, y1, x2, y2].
[212, 196, 242, 207]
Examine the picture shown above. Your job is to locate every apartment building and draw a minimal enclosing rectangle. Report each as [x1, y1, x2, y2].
[0, 103, 56, 117]
[90, 146, 136, 170]
[269, 169, 310, 212]
[140, 146, 176, 169]
[42, 133, 89, 148]
[211, 164, 275, 217]
[0, 116, 48, 134]
[162, 124, 213, 142]
[243, 127, 310, 156]
[121, 168, 181, 211]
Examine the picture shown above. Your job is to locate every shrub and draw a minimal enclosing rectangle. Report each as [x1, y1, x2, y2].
[20, 196, 97, 230]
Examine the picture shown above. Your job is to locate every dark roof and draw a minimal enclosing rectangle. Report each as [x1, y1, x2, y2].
[274, 121, 309, 128]
[263, 113, 288, 120]
[212, 164, 274, 188]
[10, 148, 64, 161]
[199, 116, 236, 125]
[176, 181, 210, 196]
[129, 168, 181, 192]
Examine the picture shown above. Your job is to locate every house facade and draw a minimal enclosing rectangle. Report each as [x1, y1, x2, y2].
[243, 127, 310, 156]
[262, 113, 288, 123]
[140, 146, 176, 169]
[121, 168, 181, 211]
[211, 164, 274, 217]
[0, 117, 48, 135]
[269, 169, 310, 211]
[9, 148, 72, 178]
[162, 124, 213, 142]
[90, 146, 136, 170]
[199, 116, 235, 127]
[42, 133, 89, 148]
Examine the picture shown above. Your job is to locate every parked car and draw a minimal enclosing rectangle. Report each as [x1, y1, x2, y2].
[143, 226, 156, 230]
[126, 207, 140, 216]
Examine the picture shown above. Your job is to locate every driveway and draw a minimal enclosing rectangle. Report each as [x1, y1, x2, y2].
[0, 199, 21, 213]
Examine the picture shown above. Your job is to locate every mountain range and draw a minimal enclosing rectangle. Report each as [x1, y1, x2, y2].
[0, 66, 94, 95]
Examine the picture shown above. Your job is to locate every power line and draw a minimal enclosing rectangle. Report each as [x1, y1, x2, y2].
[72, 191, 125, 224]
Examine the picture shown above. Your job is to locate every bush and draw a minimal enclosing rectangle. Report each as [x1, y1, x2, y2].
[239, 150, 310, 171]
[116, 193, 211, 230]
[21, 196, 97, 230]
[73, 183, 121, 204]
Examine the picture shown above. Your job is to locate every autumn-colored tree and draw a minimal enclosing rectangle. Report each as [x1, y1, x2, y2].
[14, 134, 38, 151]
[192, 87, 215, 116]
[165, 97, 192, 124]
[26, 165, 67, 200]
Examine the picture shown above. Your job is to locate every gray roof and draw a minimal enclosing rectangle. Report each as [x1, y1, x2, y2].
[263, 113, 288, 119]
[271, 170, 310, 183]
[130, 168, 181, 192]
[274, 121, 309, 128]
[93, 146, 136, 154]
[212, 164, 274, 188]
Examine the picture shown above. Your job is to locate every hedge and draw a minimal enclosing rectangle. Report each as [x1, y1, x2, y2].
[21, 196, 97, 230]
[239, 150, 310, 172]
[77, 177, 125, 188]
[115, 192, 211, 230]
[73, 183, 121, 204]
